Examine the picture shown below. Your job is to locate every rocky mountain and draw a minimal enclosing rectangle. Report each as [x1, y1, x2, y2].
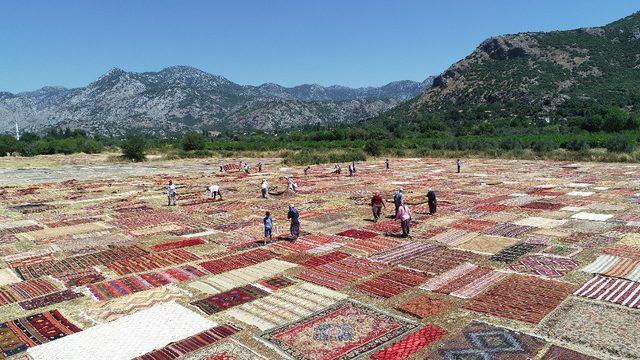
[379, 11, 640, 126]
[0, 66, 433, 136]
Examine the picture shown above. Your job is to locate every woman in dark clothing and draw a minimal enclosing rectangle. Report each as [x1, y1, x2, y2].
[287, 204, 300, 240]
[427, 188, 437, 215]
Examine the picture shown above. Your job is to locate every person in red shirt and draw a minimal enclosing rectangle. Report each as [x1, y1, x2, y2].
[371, 191, 386, 222]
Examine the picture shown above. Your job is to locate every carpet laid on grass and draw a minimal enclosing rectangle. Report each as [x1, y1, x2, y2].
[260, 300, 419, 360]
[464, 274, 575, 323]
[432, 321, 546, 359]
[540, 297, 640, 359]
[26, 302, 215, 360]
[0, 310, 82, 357]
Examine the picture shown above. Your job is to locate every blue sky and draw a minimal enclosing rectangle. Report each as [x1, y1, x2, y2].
[1, 0, 638, 92]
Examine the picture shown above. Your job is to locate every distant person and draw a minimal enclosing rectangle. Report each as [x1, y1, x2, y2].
[333, 164, 341, 175]
[243, 163, 250, 173]
[371, 191, 386, 222]
[263, 211, 273, 244]
[352, 161, 357, 173]
[287, 204, 300, 240]
[219, 161, 224, 172]
[287, 177, 298, 192]
[207, 184, 222, 200]
[348, 163, 354, 177]
[427, 188, 437, 215]
[393, 188, 404, 217]
[385, 159, 389, 170]
[261, 179, 269, 198]
[304, 166, 311, 176]
[257, 161, 263, 172]
[167, 180, 177, 206]
[396, 201, 412, 238]
[456, 159, 462, 173]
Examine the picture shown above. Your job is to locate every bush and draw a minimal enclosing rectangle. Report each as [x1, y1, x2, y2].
[121, 135, 147, 161]
[363, 140, 382, 156]
[531, 139, 558, 153]
[181, 131, 206, 151]
[283, 149, 366, 165]
[499, 138, 524, 152]
[0, 135, 20, 156]
[605, 135, 636, 153]
[565, 138, 590, 152]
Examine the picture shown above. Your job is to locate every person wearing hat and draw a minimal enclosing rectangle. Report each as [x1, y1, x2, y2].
[287, 204, 300, 240]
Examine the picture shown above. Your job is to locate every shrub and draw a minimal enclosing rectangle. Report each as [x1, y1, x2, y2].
[181, 131, 206, 151]
[499, 138, 524, 152]
[565, 138, 590, 152]
[0, 135, 20, 156]
[605, 135, 635, 153]
[531, 139, 558, 153]
[363, 140, 382, 156]
[121, 135, 147, 161]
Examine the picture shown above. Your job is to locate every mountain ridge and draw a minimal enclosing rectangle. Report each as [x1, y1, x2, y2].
[0, 66, 433, 136]
[379, 11, 640, 130]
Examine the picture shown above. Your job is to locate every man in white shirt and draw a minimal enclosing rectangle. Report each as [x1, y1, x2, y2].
[207, 184, 221, 200]
[167, 180, 177, 206]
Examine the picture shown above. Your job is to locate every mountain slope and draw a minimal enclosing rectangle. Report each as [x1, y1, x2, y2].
[0, 66, 433, 136]
[380, 11, 640, 127]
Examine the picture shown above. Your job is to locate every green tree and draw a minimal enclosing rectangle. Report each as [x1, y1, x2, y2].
[363, 140, 383, 156]
[0, 135, 20, 156]
[181, 131, 206, 151]
[602, 107, 629, 132]
[121, 134, 147, 161]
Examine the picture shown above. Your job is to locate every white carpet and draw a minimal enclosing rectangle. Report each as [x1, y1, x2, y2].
[27, 302, 215, 360]
[571, 212, 613, 222]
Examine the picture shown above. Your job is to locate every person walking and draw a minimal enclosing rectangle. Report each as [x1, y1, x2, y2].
[456, 159, 462, 173]
[352, 161, 357, 174]
[207, 184, 222, 200]
[348, 163, 354, 177]
[263, 211, 273, 244]
[427, 188, 437, 215]
[287, 204, 300, 240]
[371, 191, 386, 222]
[167, 180, 177, 206]
[261, 179, 269, 198]
[396, 201, 412, 238]
[385, 159, 390, 170]
[257, 161, 263, 172]
[393, 188, 404, 217]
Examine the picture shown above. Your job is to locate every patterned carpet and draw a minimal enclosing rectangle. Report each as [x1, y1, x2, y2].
[260, 301, 419, 359]
[1, 157, 638, 359]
